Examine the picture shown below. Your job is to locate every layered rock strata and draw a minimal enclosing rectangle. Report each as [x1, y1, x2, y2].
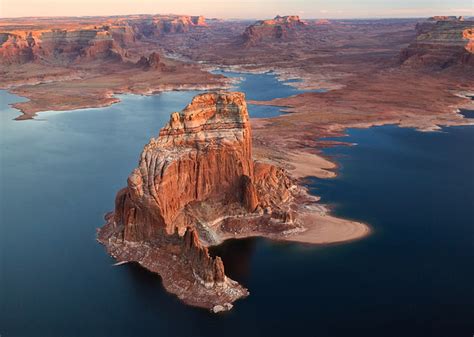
[98, 92, 331, 311]
[0, 29, 125, 64]
[400, 16, 474, 68]
[0, 14, 207, 64]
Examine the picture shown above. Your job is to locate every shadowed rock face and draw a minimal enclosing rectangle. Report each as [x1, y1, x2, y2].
[135, 52, 166, 70]
[242, 15, 307, 46]
[0, 15, 207, 64]
[400, 16, 474, 68]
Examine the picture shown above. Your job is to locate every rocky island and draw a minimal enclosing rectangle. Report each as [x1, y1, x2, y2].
[97, 91, 369, 312]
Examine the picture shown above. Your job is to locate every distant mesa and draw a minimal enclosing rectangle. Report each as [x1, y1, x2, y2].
[315, 19, 331, 25]
[242, 15, 307, 46]
[428, 16, 465, 22]
[400, 16, 474, 68]
[0, 14, 207, 65]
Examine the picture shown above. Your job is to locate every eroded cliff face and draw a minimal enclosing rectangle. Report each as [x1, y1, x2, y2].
[0, 15, 207, 64]
[98, 92, 306, 311]
[400, 16, 474, 68]
[115, 92, 257, 241]
[242, 15, 307, 46]
[0, 29, 125, 64]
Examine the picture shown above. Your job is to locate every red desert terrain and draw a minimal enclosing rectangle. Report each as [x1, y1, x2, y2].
[2, 13, 473, 311]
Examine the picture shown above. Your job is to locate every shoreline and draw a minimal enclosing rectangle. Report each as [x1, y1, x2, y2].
[5, 82, 232, 120]
[209, 205, 371, 247]
[97, 181, 371, 312]
[250, 88, 474, 183]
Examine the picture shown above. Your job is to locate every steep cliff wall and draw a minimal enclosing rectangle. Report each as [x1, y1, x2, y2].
[0, 29, 125, 64]
[114, 92, 256, 239]
[0, 14, 207, 64]
[400, 17, 474, 68]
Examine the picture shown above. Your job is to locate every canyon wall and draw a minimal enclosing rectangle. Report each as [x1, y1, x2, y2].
[400, 16, 474, 68]
[0, 15, 207, 64]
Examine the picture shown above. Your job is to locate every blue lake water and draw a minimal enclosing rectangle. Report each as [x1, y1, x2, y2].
[1, 71, 473, 337]
[460, 108, 474, 118]
[213, 69, 326, 118]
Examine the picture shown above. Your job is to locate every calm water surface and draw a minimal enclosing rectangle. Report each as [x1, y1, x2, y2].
[1, 72, 473, 337]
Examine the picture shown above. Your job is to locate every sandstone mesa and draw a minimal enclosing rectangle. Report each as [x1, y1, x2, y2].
[242, 15, 307, 46]
[400, 16, 474, 68]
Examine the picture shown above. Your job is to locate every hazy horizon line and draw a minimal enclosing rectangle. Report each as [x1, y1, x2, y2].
[0, 12, 470, 20]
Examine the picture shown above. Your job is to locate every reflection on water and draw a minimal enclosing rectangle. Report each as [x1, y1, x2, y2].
[459, 108, 474, 118]
[209, 238, 257, 283]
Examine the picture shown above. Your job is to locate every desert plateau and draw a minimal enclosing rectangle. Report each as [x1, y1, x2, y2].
[1, 2, 473, 336]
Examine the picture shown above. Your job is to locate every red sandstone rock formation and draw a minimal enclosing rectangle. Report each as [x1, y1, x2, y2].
[400, 16, 474, 68]
[0, 29, 124, 64]
[114, 92, 256, 239]
[136, 52, 166, 70]
[181, 227, 225, 285]
[242, 15, 307, 46]
[98, 92, 302, 311]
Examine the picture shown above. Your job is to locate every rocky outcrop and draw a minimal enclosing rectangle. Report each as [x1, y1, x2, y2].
[181, 227, 225, 285]
[400, 16, 474, 68]
[136, 52, 166, 70]
[242, 15, 307, 46]
[0, 32, 36, 63]
[98, 91, 308, 311]
[315, 19, 331, 25]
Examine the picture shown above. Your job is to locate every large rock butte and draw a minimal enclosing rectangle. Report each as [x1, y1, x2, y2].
[98, 92, 309, 311]
[242, 15, 307, 46]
